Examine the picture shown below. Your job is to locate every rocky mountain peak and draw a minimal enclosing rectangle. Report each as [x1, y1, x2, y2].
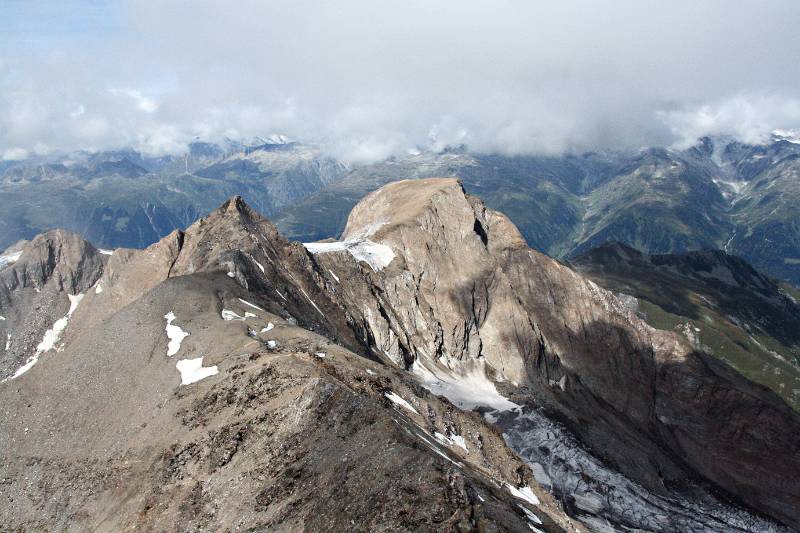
[0, 229, 105, 380]
[2, 229, 105, 294]
[343, 177, 527, 257]
[304, 179, 800, 527]
[2, 183, 799, 530]
[219, 194, 254, 217]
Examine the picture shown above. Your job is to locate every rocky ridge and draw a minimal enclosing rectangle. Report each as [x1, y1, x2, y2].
[1, 178, 798, 531]
[0, 189, 579, 531]
[301, 178, 800, 529]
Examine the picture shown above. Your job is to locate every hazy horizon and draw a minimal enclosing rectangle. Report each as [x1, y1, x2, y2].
[3, 0, 800, 162]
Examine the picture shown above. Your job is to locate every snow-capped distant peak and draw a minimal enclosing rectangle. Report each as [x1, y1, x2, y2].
[771, 129, 800, 144]
[266, 134, 292, 145]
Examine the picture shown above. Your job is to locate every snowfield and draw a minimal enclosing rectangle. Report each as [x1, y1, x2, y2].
[5, 293, 84, 380]
[221, 309, 249, 321]
[176, 357, 218, 385]
[411, 359, 518, 411]
[303, 239, 395, 271]
[384, 391, 419, 414]
[164, 312, 189, 357]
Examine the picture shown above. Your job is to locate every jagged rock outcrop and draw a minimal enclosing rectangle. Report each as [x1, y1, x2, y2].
[0, 230, 105, 379]
[2, 182, 798, 530]
[302, 178, 800, 528]
[0, 196, 578, 531]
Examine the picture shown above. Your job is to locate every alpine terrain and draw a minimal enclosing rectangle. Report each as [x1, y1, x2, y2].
[1, 178, 798, 532]
[3, 134, 800, 287]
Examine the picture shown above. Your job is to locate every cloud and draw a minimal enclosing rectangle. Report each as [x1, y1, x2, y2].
[2, 147, 29, 161]
[660, 94, 800, 149]
[1, 0, 800, 160]
[110, 89, 159, 114]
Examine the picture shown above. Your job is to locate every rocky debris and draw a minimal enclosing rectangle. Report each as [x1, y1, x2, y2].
[303, 178, 800, 528]
[2, 183, 799, 530]
[0, 230, 105, 379]
[500, 406, 790, 533]
[0, 224, 578, 531]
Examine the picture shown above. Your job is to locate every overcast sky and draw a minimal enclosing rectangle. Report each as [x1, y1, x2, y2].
[2, 0, 800, 161]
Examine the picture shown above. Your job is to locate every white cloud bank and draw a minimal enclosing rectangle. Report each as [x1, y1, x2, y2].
[1, 0, 799, 160]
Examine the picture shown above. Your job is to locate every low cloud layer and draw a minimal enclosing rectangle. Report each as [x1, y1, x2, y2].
[2, 0, 800, 161]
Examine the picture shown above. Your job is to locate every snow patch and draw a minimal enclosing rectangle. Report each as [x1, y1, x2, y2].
[266, 340, 278, 349]
[6, 293, 83, 380]
[519, 505, 543, 525]
[434, 431, 468, 452]
[506, 484, 541, 506]
[238, 298, 263, 311]
[95, 284, 103, 294]
[450, 433, 468, 451]
[5, 334, 10, 351]
[164, 312, 189, 357]
[384, 391, 419, 414]
[366, 369, 376, 375]
[226, 272, 236, 278]
[298, 287, 324, 316]
[176, 357, 218, 385]
[412, 360, 519, 411]
[411, 429, 463, 468]
[261, 323, 274, 333]
[220, 309, 248, 320]
[98, 248, 114, 256]
[315, 352, 326, 358]
[303, 240, 395, 272]
[328, 269, 340, 282]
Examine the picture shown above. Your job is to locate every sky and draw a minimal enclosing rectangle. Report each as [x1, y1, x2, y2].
[1, 0, 800, 162]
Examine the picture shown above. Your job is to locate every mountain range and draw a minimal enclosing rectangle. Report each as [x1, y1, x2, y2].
[2, 134, 800, 286]
[1, 180, 798, 531]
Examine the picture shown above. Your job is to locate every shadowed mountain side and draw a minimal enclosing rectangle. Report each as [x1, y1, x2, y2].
[2, 182, 799, 530]
[573, 242, 800, 409]
[301, 178, 800, 527]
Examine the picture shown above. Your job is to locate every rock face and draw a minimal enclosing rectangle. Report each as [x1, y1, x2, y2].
[0, 193, 578, 531]
[303, 178, 800, 528]
[1, 180, 798, 530]
[0, 230, 105, 379]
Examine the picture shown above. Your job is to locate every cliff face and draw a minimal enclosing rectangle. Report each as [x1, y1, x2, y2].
[0, 193, 578, 532]
[1, 179, 798, 530]
[303, 178, 800, 527]
[0, 230, 105, 379]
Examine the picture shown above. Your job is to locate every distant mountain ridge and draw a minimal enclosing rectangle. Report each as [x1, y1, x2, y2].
[0, 139, 348, 251]
[274, 135, 800, 285]
[573, 241, 800, 409]
[2, 135, 800, 284]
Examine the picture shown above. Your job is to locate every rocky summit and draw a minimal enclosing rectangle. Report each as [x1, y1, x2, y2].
[1, 178, 798, 532]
